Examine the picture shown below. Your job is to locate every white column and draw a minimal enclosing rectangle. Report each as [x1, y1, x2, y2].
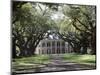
[51, 41, 52, 54]
[68, 43, 70, 53]
[46, 41, 47, 54]
[60, 41, 62, 54]
[39, 49, 40, 55]
[50, 41, 52, 54]
[55, 41, 57, 54]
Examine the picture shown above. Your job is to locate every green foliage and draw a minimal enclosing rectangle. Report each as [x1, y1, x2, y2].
[57, 4, 96, 54]
[12, 2, 56, 57]
[62, 5, 96, 33]
[12, 2, 96, 57]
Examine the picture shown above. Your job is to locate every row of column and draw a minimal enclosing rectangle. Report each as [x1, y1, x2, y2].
[38, 41, 73, 54]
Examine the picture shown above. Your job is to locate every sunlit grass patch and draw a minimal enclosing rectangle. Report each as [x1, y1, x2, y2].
[13, 54, 50, 64]
[63, 53, 96, 65]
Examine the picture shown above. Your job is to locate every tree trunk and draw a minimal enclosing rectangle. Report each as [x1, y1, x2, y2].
[12, 38, 16, 58]
[81, 46, 87, 54]
[30, 46, 36, 55]
[91, 29, 96, 55]
[73, 44, 81, 53]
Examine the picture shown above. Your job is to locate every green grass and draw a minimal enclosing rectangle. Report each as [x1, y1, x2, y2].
[13, 54, 50, 64]
[12, 55, 50, 70]
[12, 54, 96, 71]
[62, 53, 96, 65]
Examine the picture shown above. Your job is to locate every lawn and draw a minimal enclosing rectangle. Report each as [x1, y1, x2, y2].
[12, 53, 96, 71]
[13, 54, 50, 64]
[62, 53, 96, 65]
[12, 55, 50, 70]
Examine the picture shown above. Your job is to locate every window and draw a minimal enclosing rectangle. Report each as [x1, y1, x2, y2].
[52, 48, 55, 54]
[62, 48, 65, 53]
[47, 42, 51, 47]
[52, 41, 55, 46]
[57, 41, 60, 47]
[42, 42, 45, 47]
[57, 48, 60, 54]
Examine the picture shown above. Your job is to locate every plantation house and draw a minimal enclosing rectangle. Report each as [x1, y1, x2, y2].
[35, 39, 73, 54]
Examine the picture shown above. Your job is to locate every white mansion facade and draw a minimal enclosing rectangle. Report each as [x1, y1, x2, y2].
[35, 39, 73, 54]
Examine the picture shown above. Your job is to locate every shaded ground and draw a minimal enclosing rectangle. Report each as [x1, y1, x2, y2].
[12, 54, 96, 74]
